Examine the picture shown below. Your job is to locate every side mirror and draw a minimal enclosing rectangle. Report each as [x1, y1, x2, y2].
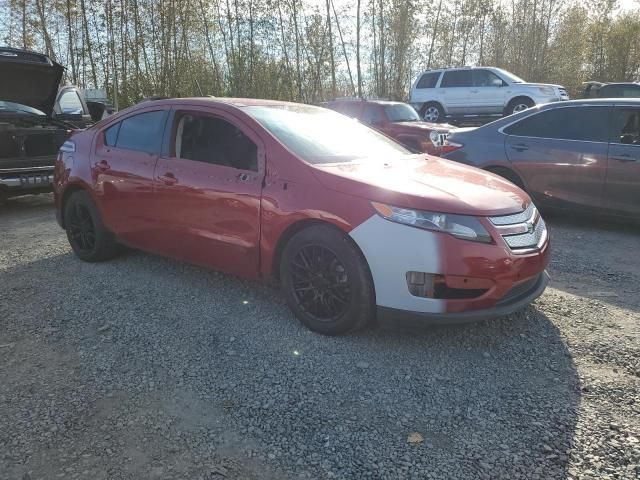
[492, 79, 505, 87]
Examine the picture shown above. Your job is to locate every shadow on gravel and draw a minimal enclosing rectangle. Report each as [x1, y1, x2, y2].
[0, 192, 54, 216]
[1, 247, 582, 479]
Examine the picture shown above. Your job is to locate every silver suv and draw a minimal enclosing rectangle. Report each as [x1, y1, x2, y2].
[409, 67, 569, 123]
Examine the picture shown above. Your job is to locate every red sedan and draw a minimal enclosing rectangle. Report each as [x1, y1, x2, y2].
[54, 98, 550, 335]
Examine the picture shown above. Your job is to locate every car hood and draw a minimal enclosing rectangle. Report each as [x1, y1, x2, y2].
[521, 82, 564, 90]
[391, 121, 453, 132]
[0, 50, 64, 115]
[312, 155, 529, 217]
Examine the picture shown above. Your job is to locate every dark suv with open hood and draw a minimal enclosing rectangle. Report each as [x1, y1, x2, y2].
[0, 47, 74, 202]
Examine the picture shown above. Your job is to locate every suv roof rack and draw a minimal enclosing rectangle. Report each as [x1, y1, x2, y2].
[331, 96, 394, 102]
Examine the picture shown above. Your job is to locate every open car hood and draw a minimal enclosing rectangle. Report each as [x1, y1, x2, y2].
[0, 47, 64, 115]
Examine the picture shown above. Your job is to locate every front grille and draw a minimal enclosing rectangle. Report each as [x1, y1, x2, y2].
[490, 203, 535, 225]
[489, 204, 547, 253]
[503, 218, 546, 249]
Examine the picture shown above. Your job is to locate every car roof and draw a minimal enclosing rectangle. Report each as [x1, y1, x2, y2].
[599, 82, 640, 87]
[418, 66, 499, 73]
[328, 98, 404, 106]
[539, 98, 640, 108]
[146, 97, 304, 108]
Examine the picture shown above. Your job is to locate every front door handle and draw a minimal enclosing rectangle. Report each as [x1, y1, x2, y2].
[95, 160, 110, 171]
[510, 143, 529, 152]
[611, 153, 638, 162]
[159, 172, 178, 185]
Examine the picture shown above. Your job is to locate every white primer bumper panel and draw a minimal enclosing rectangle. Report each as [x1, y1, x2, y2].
[349, 215, 445, 313]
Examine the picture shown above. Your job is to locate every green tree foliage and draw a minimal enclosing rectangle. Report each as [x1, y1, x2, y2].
[1, 0, 639, 107]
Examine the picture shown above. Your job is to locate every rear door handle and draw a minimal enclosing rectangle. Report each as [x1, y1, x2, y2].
[159, 172, 178, 185]
[510, 143, 529, 152]
[95, 160, 110, 171]
[611, 153, 638, 162]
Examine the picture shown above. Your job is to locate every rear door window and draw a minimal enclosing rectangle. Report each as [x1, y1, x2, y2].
[621, 86, 640, 98]
[115, 110, 168, 154]
[441, 70, 472, 88]
[361, 105, 385, 125]
[598, 85, 622, 98]
[504, 106, 609, 142]
[610, 108, 640, 144]
[416, 72, 441, 89]
[338, 102, 362, 119]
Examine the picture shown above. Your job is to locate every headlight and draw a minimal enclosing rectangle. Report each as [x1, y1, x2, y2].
[538, 86, 556, 96]
[371, 202, 493, 243]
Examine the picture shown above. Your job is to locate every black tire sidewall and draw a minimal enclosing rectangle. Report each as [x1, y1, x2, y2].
[280, 225, 375, 335]
[64, 190, 115, 262]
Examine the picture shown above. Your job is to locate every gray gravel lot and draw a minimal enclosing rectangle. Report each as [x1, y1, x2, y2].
[1, 194, 639, 480]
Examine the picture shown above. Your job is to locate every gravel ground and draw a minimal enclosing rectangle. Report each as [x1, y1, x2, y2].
[1, 194, 638, 480]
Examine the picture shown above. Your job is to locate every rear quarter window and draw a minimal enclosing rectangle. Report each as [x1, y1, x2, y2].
[441, 70, 472, 88]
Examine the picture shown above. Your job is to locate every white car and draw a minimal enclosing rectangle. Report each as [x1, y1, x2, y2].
[409, 67, 569, 123]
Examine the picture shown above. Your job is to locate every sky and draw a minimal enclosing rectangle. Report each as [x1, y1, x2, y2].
[618, 0, 639, 11]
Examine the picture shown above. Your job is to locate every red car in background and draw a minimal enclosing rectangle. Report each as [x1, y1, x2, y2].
[54, 98, 549, 335]
[325, 98, 452, 155]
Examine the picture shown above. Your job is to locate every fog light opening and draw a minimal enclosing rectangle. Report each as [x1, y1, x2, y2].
[406, 272, 491, 300]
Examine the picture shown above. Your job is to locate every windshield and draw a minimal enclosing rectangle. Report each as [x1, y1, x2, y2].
[494, 68, 525, 84]
[0, 101, 45, 116]
[244, 104, 409, 164]
[384, 104, 421, 122]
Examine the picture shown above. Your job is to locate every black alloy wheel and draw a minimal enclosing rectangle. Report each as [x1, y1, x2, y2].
[63, 190, 119, 262]
[67, 202, 97, 254]
[290, 244, 351, 321]
[280, 224, 375, 335]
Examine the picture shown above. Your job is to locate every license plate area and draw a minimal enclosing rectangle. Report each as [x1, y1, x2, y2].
[20, 174, 53, 186]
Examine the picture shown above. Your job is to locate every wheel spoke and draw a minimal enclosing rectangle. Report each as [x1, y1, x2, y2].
[289, 244, 351, 322]
[68, 202, 96, 254]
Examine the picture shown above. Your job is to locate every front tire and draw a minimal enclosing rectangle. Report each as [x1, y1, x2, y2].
[506, 97, 535, 115]
[64, 190, 119, 262]
[280, 225, 375, 335]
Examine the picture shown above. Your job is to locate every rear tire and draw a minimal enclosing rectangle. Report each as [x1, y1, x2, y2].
[421, 102, 445, 123]
[280, 224, 375, 335]
[64, 190, 119, 262]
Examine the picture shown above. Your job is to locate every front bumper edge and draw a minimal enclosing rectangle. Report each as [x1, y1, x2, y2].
[377, 270, 549, 329]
